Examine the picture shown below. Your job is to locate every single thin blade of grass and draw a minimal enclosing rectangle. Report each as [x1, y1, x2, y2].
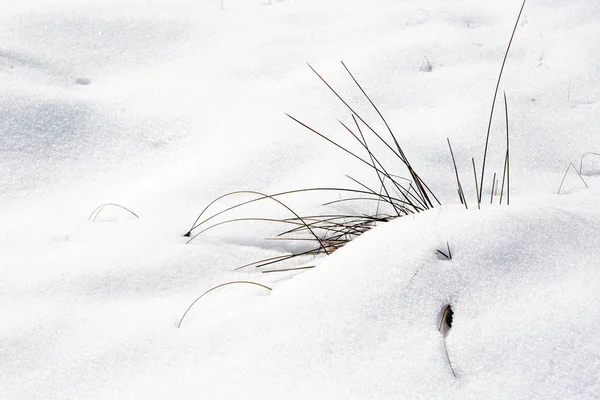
[500, 151, 509, 205]
[178, 281, 272, 328]
[89, 203, 139, 221]
[436, 250, 450, 260]
[490, 172, 496, 204]
[447, 138, 468, 209]
[186, 217, 305, 243]
[472, 158, 481, 210]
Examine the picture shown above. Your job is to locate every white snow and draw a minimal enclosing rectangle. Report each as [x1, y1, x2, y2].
[1, 0, 599, 398]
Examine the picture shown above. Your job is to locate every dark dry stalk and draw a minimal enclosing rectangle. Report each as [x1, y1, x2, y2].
[288, 113, 422, 212]
[186, 187, 396, 236]
[437, 250, 451, 260]
[500, 91, 510, 205]
[499, 151, 509, 205]
[345, 175, 408, 214]
[305, 63, 405, 163]
[322, 196, 395, 207]
[298, 64, 439, 212]
[186, 190, 329, 254]
[88, 203, 139, 221]
[278, 214, 388, 236]
[234, 246, 337, 270]
[237, 254, 297, 269]
[186, 217, 305, 243]
[343, 116, 402, 217]
[282, 224, 372, 241]
[490, 172, 496, 204]
[479, 0, 527, 201]
[304, 63, 438, 209]
[262, 266, 316, 274]
[446, 242, 452, 260]
[472, 158, 481, 210]
[341, 61, 407, 165]
[340, 61, 440, 208]
[177, 281, 272, 328]
[447, 138, 468, 209]
[287, 113, 411, 211]
[351, 114, 389, 218]
[235, 248, 320, 271]
[291, 219, 372, 238]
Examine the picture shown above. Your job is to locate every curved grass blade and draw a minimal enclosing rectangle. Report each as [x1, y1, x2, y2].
[178, 281, 272, 328]
[88, 203, 139, 221]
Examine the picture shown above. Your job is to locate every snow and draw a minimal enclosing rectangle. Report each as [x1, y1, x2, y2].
[1, 0, 599, 398]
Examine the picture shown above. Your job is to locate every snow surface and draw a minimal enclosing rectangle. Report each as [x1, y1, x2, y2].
[1, 0, 600, 398]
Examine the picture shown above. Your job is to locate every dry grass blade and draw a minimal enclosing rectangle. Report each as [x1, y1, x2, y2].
[500, 91, 510, 205]
[187, 62, 440, 273]
[186, 217, 305, 243]
[472, 158, 481, 209]
[335, 118, 431, 213]
[88, 203, 139, 221]
[558, 162, 589, 194]
[447, 138, 468, 209]
[286, 114, 418, 213]
[301, 62, 438, 209]
[579, 152, 600, 175]
[490, 172, 496, 204]
[177, 281, 272, 328]
[340, 61, 440, 208]
[439, 304, 457, 377]
[234, 245, 330, 271]
[262, 266, 316, 274]
[185, 190, 329, 254]
[187, 187, 403, 237]
[479, 0, 527, 201]
[436, 249, 451, 260]
[341, 116, 403, 216]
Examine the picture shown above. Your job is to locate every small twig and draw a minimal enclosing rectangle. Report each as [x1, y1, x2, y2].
[178, 281, 272, 328]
